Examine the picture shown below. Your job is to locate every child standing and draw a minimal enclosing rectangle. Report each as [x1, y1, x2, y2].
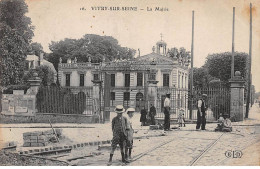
[108, 105, 129, 165]
[125, 108, 135, 161]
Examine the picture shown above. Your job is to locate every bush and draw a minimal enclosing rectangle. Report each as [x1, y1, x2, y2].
[3, 84, 30, 94]
[23, 65, 55, 86]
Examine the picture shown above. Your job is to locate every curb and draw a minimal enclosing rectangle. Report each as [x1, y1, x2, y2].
[18, 133, 166, 155]
[18, 139, 112, 155]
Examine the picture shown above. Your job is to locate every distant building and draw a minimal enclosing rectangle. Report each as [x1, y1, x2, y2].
[25, 53, 57, 83]
[58, 39, 190, 112]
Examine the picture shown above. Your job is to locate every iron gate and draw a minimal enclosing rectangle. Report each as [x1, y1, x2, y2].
[36, 86, 93, 114]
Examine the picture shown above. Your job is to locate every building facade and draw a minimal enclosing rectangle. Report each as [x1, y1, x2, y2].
[58, 40, 190, 116]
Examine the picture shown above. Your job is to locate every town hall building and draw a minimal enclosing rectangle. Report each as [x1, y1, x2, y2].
[58, 39, 190, 117]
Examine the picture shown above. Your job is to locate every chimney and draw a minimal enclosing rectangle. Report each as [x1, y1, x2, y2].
[38, 52, 44, 66]
[40, 52, 44, 61]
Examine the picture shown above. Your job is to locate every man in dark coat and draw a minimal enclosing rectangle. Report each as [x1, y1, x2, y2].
[140, 108, 147, 126]
[196, 94, 207, 130]
[149, 104, 156, 125]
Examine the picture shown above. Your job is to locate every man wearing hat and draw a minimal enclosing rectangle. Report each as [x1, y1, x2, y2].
[196, 94, 207, 130]
[164, 93, 171, 131]
[108, 105, 130, 165]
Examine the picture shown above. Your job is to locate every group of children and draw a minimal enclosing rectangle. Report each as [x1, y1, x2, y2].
[108, 105, 135, 166]
[215, 113, 232, 132]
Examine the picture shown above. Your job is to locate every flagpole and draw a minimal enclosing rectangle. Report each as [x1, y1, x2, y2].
[189, 11, 194, 119]
[231, 7, 235, 78]
[245, 3, 252, 118]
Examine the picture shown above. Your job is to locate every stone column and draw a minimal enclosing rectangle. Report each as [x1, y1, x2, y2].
[26, 73, 42, 95]
[147, 69, 158, 108]
[26, 73, 42, 115]
[229, 71, 245, 122]
[92, 79, 102, 123]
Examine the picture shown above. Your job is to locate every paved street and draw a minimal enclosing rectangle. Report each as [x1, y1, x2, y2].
[72, 104, 260, 166]
[0, 104, 259, 166]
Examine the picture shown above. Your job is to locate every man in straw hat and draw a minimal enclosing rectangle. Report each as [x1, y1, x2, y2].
[196, 93, 207, 130]
[108, 105, 130, 165]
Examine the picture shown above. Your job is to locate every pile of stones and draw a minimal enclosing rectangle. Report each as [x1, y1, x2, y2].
[23, 129, 62, 147]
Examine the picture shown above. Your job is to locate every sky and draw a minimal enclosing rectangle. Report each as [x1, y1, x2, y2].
[25, 0, 260, 91]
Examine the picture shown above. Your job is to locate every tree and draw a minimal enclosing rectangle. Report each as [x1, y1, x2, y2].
[0, 0, 34, 87]
[47, 34, 136, 71]
[204, 52, 248, 86]
[29, 42, 43, 56]
[168, 47, 190, 59]
[191, 52, 249, 88]
[191, 67, 215, 88]
[23, 65, 55, 86]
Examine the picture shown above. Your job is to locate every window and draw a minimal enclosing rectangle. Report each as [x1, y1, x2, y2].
[111, 74, 115, 87]
[182, 75, 184, 88]
[125, 73, 130, 87]
[110, 92, 115, 100]
[110, 92, 115, 106]
[93, 74, 99, 81]
[178, 75, 180, 88]
[30, 61, 34, 69]
[65, 74, 70, 86]
[123, 92, 130, 107]
[148, 73, 156, 81]
[80, 74, 84, 86]
[137, 73, 143, 86]
[163, 74, 169, 87]
[123, 92, 130, 101]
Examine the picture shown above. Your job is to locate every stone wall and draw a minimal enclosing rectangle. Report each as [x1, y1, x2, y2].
[0, 114, 99, 124]
[1, 90, 36, 117]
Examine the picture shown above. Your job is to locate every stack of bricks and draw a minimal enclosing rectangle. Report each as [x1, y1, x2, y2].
[23, 129, 62, 147]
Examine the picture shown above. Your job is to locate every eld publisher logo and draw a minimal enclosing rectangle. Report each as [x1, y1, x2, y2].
[225, 150, 243, 158]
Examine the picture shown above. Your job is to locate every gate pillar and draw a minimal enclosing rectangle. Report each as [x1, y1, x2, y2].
[229, 71, 245, 122]
[147, 69, 158, 109]
[26, 72, 42, 95]
[92, 79, 102, 123]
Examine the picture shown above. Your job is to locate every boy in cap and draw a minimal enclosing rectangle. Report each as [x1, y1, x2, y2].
[125, 108, 135, 160]
[108, 105, 130, 165]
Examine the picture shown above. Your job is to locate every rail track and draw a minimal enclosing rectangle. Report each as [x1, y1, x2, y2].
[128, 130, 250, 166]
[22, 128, 257, 166]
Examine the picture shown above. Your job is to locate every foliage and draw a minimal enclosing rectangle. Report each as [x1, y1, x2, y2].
[192, 52, 248, 88]
[29, 42, 43, 56]
[204, 52, 248, 86]
[47, 34, 136, 71]
[23, 65, 55, 86]
[168, 47, 190, 59]
[3, 84, 30, 94]
[191, 67, 215, 88]
[0, 0, 34, 87]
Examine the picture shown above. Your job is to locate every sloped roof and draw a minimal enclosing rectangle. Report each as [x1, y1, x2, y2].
[102, 52, 176, 71]
[42, 60, 57, 75]
[134, 52, 174, 65]
[26, 54, 57, 75]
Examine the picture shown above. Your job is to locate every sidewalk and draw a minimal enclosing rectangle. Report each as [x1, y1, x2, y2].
[1, 105, 259, 153]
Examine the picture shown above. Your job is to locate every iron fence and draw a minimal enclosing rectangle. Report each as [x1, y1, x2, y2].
[36, 86, 93, 115]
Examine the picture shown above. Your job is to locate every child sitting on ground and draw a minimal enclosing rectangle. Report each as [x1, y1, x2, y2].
[215, 113, 232, 132]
